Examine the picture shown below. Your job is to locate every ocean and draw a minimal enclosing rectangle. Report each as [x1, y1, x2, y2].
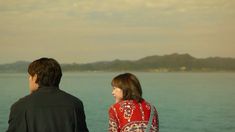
[0, 72, 235, 132]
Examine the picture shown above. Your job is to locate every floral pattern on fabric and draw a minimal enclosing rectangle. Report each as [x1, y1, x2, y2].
[122, 121, 147, 132]
[119, 100, 136, 122]
[108, 100, 159, 132]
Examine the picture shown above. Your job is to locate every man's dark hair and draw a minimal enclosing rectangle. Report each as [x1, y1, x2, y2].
[111, 73, 143, 102]
[28, 58, 62, 87]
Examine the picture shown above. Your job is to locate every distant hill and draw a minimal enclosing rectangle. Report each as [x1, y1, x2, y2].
[0, 61, 29, 73]
[1, 53, 235, 72]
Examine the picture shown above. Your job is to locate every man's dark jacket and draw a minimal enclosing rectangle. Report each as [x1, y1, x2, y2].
[6, 86, 89, 132]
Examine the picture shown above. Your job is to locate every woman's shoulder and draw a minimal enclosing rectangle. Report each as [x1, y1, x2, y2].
[109, 99, 156, 111]
[117, 100, 138, 106]
[141, 99, 151, 106]
[112, 100, 147, 111]
[109, 100, 133, 109]
[141, 99, 156, 106]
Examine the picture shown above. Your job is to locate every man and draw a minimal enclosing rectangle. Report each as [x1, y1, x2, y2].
[6, 58, 89, 132]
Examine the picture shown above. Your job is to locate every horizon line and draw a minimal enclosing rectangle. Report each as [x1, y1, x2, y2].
[1, 53, 235, 65]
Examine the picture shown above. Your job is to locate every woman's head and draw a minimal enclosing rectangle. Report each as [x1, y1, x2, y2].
[111, 73, 143, 103]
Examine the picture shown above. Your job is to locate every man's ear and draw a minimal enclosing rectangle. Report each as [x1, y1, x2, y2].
[33, 74, 38, 83]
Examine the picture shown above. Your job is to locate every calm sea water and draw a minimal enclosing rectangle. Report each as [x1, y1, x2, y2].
[0, 72, 235, 132]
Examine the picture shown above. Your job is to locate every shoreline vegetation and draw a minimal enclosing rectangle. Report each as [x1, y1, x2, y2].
[1, 53, 235, 73]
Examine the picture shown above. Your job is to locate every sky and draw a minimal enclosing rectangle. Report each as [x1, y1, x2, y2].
[0, 0, 235, 64]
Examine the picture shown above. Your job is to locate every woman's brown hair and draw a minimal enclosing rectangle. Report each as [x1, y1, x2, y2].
[111, 73, 143, 102]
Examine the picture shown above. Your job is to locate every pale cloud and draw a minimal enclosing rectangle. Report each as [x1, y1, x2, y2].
[0, 0, 235, 63]
[1, 0, 233, 15]
[1, 0, 234, 22]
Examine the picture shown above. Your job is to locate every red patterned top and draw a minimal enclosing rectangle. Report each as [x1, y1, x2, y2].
[108, 100, 159, 132]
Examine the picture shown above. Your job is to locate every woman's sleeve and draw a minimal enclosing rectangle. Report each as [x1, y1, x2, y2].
[152, 106, 159, 132]
[108, 106, 119, 132]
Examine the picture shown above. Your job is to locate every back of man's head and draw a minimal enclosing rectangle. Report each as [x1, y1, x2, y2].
[28, 58, 62, 87]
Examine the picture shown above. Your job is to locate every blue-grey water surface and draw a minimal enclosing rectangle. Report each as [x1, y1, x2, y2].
[0, 72, 235, 132]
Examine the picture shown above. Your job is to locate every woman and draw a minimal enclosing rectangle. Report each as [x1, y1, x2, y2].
[108, 73, 159, 132]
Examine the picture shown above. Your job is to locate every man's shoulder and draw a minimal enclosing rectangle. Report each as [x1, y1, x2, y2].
[58, 89, 83, 105]
[10, 94, 31, 111]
